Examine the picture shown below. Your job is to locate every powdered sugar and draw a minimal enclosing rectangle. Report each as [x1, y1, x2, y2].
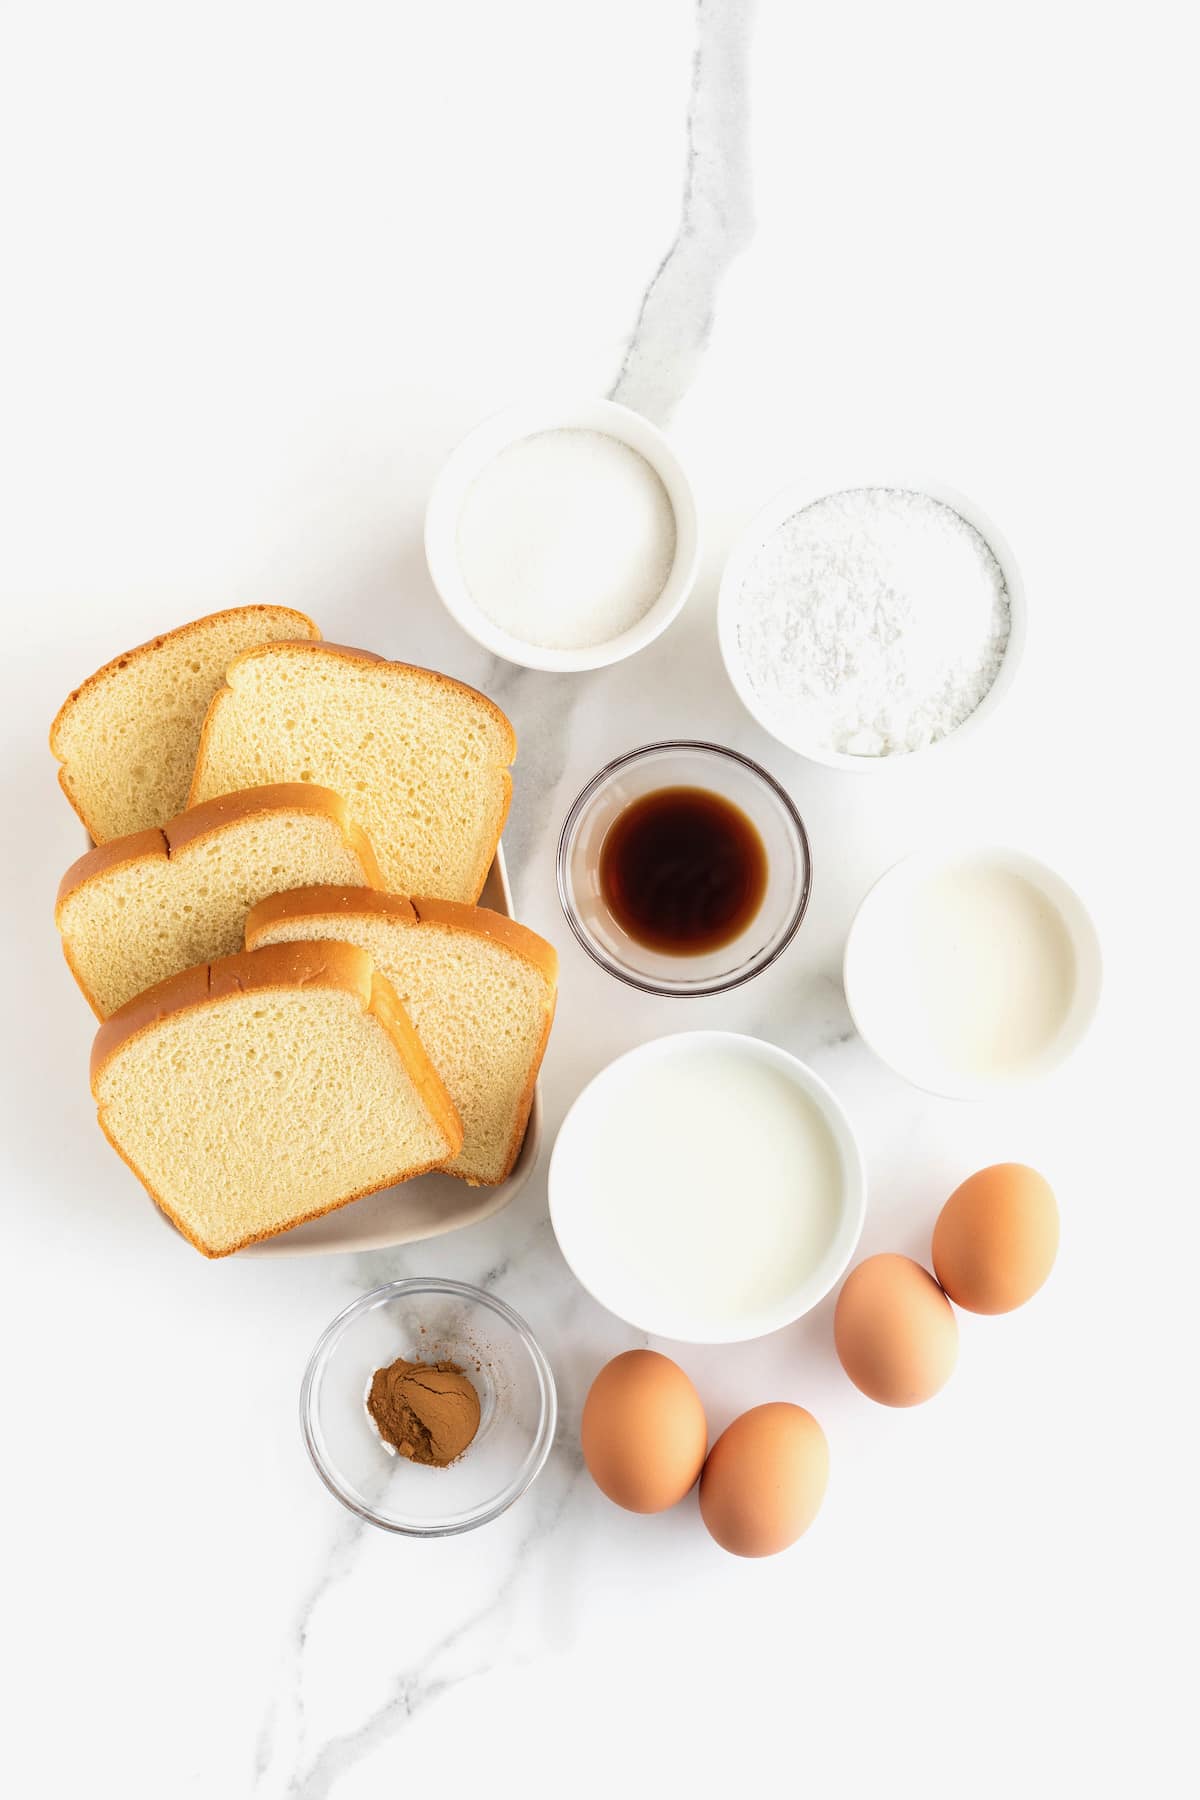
[735, 488, 1011, 757]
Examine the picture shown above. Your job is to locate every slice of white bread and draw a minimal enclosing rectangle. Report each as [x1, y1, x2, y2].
[246, 887, 557, 1185]
[57, 784, 385, 1019]
[50, 605, 322, 841]
[91, 941, 463, 1257]
[189, 642, 515, 903]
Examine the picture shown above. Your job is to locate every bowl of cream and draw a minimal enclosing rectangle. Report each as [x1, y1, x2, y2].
[843, 846, 1102, 1099]
[548, 1032, 867, 1344]
[424, 396, 700, 671]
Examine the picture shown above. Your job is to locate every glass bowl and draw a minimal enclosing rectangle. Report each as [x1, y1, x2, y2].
[556, 741, 812, 996]
[300, 1279, 557, 1536]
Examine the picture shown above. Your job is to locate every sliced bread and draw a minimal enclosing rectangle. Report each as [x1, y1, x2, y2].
[189, 642, 515, 902]
[50, 605, 322, 841]
[246, 887, 557, 1185]
[91, 941, 463, 1257]
[57, 784, 384, 1019]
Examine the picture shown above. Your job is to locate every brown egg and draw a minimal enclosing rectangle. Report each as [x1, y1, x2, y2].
[834, 1253, 958, 1406]
[933, 1163, 1059, 1314]
[581, 1350, 707, 1513]
[699, 1402, 828, 1557]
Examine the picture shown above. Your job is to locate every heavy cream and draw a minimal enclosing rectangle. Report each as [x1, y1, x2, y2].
[845, 851, 1085, 1094]
[550, 1036, 850, 1340]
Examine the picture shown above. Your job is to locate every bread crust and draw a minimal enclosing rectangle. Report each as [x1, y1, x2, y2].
[243, 886, 557, 1185]
[195, 638, 518, 763]
[91, 940, 464, 1257]
[188, 641, 516, 903]
[57, 828, 170, 909]
[56, 783, 383, 913]
[244, 885, 558, 986]
[483, 985, 555, 1186]
[56, 785, 385, 1019]
[49, 605, 322, 839]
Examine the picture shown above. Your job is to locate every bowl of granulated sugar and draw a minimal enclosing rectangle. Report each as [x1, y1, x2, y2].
[717, 480, 1025, 769]
[425, 396, 701, 672]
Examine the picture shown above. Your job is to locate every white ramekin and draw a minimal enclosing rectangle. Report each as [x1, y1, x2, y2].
[842, 844, 1102, 1100]
[424, 396, 701, 673]
[717, 477, 1026, 771]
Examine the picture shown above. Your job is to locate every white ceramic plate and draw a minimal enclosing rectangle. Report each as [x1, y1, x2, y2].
[548, 1031, 866, 1344]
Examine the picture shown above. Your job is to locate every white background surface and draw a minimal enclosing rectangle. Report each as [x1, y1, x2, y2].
[2, 3, 1196, 1796]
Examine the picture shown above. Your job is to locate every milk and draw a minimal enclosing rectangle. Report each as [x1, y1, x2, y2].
[557, 1040, 844, 1332]
[876, 865, 1075, 1079]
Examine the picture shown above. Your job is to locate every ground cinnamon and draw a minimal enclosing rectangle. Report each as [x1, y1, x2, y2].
[366, 1356, 481, 1466]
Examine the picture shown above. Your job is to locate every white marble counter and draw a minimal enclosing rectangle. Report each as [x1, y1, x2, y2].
[3, 3, 1194, 1795]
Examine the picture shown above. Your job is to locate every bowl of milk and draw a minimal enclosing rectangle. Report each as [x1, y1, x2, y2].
[424, 396, 700, 672]
[843, 845, 1102, 1099]
[548, 1032, 867, 1344]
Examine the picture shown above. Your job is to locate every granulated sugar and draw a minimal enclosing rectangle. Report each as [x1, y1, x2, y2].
[456, 428, 677, 651]
[735, 488, 1011, 757]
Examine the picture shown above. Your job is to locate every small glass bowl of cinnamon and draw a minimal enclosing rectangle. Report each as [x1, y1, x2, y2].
[300, 1279, 557, 1536]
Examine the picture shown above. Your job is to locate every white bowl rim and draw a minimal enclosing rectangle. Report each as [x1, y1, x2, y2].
[548, 1029, 867, 1344]
[716, 475, 1027, 771]
[842, 842, 1103, 1100]
[424, 394, 702, 673]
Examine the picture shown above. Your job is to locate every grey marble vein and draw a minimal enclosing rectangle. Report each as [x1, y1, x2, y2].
[476, 655, 599, 914]
[280, 1454, 586, 1800]
[251, 17, 763, 1792]
[254, 1508, 372, 1787]
[609, 0, 758, 424]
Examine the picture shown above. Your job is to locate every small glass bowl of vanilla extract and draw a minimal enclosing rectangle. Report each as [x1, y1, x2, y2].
[557, 741, 812, 996]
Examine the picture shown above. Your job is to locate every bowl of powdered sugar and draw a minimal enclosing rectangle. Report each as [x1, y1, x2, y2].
[718, 482, 1024, 768]
[425, 396, 700, 672]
